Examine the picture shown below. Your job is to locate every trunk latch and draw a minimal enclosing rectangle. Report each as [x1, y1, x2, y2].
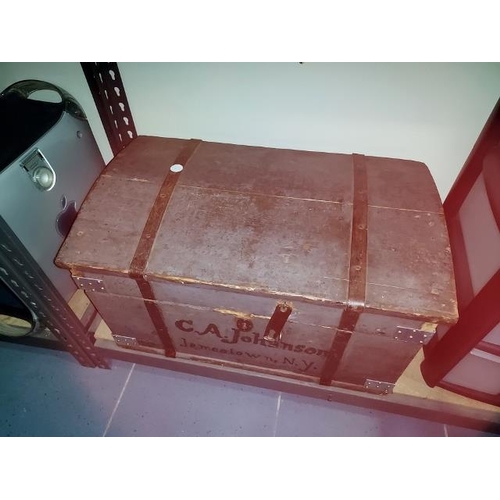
[263, 302, 292, 344]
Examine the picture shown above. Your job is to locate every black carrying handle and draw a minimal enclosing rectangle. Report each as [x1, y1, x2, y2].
[0, 79, 87, 121]
[483, 146, 500, 231]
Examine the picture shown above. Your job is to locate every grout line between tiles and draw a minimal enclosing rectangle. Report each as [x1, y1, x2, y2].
[272, 392, 282, 437]
[102, 363, 136, 437]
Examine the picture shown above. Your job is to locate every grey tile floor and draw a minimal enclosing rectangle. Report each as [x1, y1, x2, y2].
[0, 341, 497, 437]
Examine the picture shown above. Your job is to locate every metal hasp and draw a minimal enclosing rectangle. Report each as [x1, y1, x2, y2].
[364, 379, 395, 395]
[73, 276, 106, 293]
[0, 216, 108, 368]
[393, 326, 436, 345]
[263, 302, 293, 344]
[80, 63, 137, 156]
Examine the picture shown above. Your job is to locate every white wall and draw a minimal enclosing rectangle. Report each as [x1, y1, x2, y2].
[1, 62, 499, 199]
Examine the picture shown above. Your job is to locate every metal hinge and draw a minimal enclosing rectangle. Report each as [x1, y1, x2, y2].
[112, 335, 139, 347]
[73, 276, 106, 292]
[364, 379, 395, 394]
[393, 326, 436, 345]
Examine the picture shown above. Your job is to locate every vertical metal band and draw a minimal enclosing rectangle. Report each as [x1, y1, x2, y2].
[345, 154, 369, 313]
[132, 278, 176, 357]
[129, 139, 202, 275]
[320, 154, 368, 385]
[129, 139, 202, 357]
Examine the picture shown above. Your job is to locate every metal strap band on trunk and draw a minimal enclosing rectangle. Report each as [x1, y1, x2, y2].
[320, 153, 368, 385]
[129, 139, 202, 357]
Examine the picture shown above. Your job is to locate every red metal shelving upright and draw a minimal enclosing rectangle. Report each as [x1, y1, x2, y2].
[420, 99, 500, 406]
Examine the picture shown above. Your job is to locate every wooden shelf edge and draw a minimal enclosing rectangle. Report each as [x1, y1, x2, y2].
[95, 338, 500, 434]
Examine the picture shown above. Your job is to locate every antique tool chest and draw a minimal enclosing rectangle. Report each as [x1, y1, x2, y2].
[56, 136, 458, 393]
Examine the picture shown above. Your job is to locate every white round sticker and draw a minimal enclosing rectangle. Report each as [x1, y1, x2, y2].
[170, 164, 184, 173]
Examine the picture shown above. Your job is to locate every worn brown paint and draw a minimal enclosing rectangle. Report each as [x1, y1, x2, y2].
[56, 136, 458, 390]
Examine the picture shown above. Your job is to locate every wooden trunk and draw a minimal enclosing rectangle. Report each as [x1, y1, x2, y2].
[56, 136, 458, 392]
